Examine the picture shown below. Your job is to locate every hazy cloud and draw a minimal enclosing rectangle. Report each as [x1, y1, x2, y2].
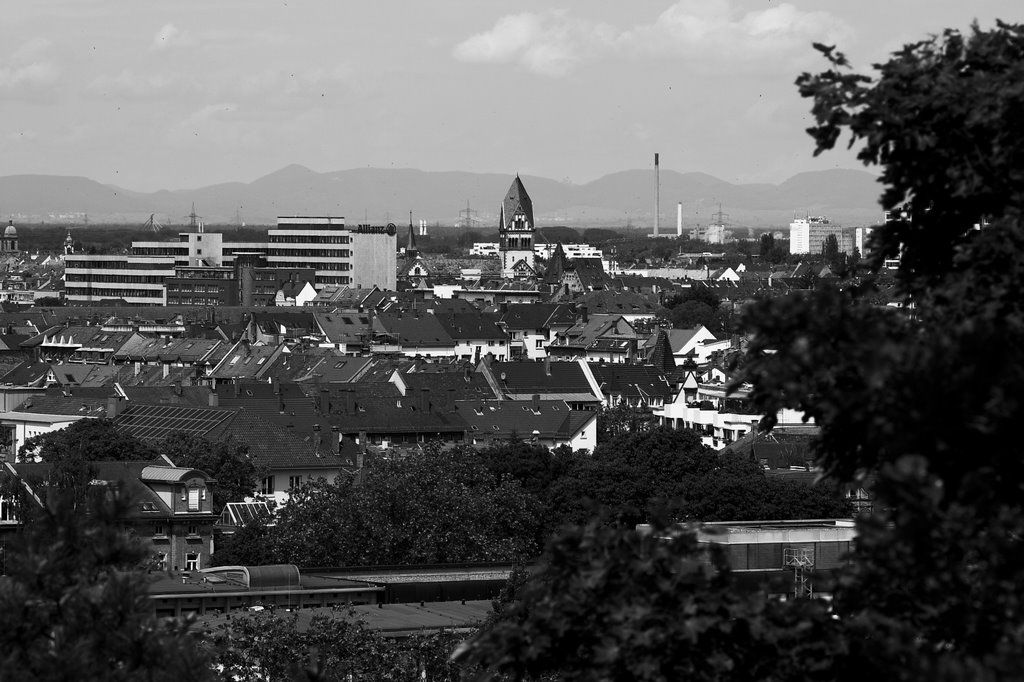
[453, 10, 615, 77]
[152, 23, 195, 50]
[454, 1, 851, 75]
[623, 0, 852, 61]
[12, 37, 53, 62]
[0, 61, 58, 89]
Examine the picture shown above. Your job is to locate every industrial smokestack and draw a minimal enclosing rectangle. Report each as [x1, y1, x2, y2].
[654, 153, 660, 238]
[677, 202, 683, 238]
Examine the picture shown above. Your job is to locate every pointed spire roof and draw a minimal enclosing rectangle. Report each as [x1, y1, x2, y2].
[406, 221, 417, 253]
[499, 175, 535, 231]
[648, 329, 676, 374]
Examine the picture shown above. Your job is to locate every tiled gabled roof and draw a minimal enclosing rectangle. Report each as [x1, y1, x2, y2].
[373, 311, 454, 348]
[488, 360, 595, 395]
[435, 312, 507, 341]
[455, 399, 595, 440]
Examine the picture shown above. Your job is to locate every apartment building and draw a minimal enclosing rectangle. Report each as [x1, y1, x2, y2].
[267, 217, 396, 289]
[65, 218, 397, 305]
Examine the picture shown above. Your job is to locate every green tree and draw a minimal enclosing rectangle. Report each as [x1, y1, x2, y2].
[820, 233, 842, 269]
[595, 400, 656, 442]
[547, 427, 716, 527]
[454, 520, 841, 681]
[262, 445, 542, 567]
[0, 484, 213, 681]
[207, 610, 467, 681]
[734, 20, 1024, 675]
[457, 22, 1024, 680]
[19, 417, 157, 464]
[759, 232, 775, 256]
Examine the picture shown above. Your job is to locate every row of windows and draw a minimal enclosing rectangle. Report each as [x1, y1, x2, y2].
[317, 275, 351, 285]
[173, 270, 234, 280]
[131, 247, 189, 256]
[66, 261, 175, 271]
[270, 261, 351, 271]
[268, 235, 351, 244]
[266, 249, 351, 258]
[66, 274, 168, 284]
[168, 285, 226, 293]
[168, 297, 224, 306]
[65, 286, 163, 300]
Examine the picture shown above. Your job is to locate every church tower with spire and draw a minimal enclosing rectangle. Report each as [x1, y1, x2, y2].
[499, 175, 536, 279]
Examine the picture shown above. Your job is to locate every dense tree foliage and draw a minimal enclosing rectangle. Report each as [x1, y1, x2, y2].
[455, 520, 841, 681]
[547, 427, 848, 528]
[0, 486, 214, 681]
[458, 21, 1024, 679]
[205, 610, 466, 681]
[19, 417, 157, 464]
[219, 445, 541, 567]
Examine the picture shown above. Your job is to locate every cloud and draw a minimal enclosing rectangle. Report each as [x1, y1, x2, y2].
[12, 37, 53, 62]
[0, 61, 58, 89]
[0, 38, 59, 93]
[625, 0, 851, 60]
[152, 23, 195, 50]
[453, 10, 615, 77]
[454, 1, 852, 76]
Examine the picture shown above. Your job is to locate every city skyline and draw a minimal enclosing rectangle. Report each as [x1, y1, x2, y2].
[2, 1, 1019, 192]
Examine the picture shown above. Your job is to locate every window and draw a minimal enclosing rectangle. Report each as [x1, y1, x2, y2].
[185, 552, 199, 572]
[0, 496, 15, 522]
[261, 476, 275, 495]
[536, 340, 543, 348]
[187, 524, 199, 536]
[188, 487, 200, 511]
[153, 524, 165, 537]
[288, 475, 302, 490]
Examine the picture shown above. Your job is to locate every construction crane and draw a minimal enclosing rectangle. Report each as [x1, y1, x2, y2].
[143, 214, 163, 233]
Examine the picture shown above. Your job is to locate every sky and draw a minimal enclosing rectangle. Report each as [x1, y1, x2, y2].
[1, 1, 1020, 192]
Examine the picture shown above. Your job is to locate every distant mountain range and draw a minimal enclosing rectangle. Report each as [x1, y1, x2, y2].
[0, 166, 885, 230]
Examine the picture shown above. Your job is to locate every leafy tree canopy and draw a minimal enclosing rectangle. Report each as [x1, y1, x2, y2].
[19, 417, 157, 464]
[252, 444, 542, 567]
[0, 486, 213, 681]
[462, 22, 1024, 678]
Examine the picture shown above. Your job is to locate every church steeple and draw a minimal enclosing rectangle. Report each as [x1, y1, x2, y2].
[498, 175, 536, 279]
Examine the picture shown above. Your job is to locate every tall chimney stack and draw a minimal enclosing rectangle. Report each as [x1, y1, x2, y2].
[677, 202, 683, 238]
[654, 153, 660, 238]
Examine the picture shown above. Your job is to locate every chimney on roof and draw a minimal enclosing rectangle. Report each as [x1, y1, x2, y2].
[312, 423, 321, 455]
[448, 387, 456, 412]
[532, 393, 540, 412]
[331, 425, 340, 454]
[581, 305, 588, 324]
[318, 388, 330, 415]
[544, 355, 551, 376]
[173, 380, 182, 397]
[209, 391, 219, 408]
[163, 364, 170, 379]
[345, 388, 354, 415]
[421, 387, 430, 412]
[234, 382, 241, 397]
[106, 396, 124, 420]
[272, 378, 280, 395]
[134, 361, 140, 377]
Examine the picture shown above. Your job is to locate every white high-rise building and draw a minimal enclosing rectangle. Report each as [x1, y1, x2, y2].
[790, 216, 847, 255]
